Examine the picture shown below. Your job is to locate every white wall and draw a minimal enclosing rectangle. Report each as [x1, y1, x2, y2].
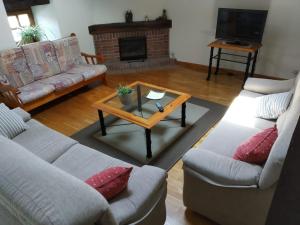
[165, 0, 271, 74]
[32, 0, 166, 54]
[258, 0, 300, 78]
[31, 0, 300, 78]
[92, 0, 166, 23]
[52, 0, 95, 53]
[33, 0, 94, 53]
[32, 2, 61, 40]
[165, 0, 300, 78]
[0, 0, 16, 50]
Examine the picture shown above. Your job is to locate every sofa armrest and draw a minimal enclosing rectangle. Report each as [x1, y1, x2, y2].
[81, 52, 105, 64]
[0, 136, 117, 225]
[12, 107, 31, 122]
[0, 83, 22, 108]
[244, 77, 295, 94]
[183, 149, 262, 187]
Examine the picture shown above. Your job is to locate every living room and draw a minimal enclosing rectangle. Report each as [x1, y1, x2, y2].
[0, 0, 300, 225]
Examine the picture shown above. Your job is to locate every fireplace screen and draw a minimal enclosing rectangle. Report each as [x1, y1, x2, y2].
[119, 36, 147, 61]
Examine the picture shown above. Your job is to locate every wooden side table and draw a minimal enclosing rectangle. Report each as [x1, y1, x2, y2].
[206, 40, 262, 83]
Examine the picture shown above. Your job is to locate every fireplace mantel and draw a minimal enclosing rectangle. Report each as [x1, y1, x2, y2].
[89, 20, 172, 34]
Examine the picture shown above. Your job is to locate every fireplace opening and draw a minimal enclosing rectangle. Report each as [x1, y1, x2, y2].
[119, 36, 147, 61]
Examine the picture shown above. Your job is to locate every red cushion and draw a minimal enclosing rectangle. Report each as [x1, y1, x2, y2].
[85, 167, 133, 200]
[233, 126, 278, 165]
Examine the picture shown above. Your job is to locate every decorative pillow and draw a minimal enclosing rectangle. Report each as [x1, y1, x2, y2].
[22, 41, 61, 80]
[85, 167, 133, 200]
[255, 91, 293, 119]
[233, 126, 278, 165]
[53, 36, 83, 72]
[0, 48, 34, 88]
[0, 103, 28, 139]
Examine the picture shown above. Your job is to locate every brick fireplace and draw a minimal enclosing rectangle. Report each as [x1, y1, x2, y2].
[88, 20, 174, 72]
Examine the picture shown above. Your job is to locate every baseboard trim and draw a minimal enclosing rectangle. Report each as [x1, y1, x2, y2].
[176, 60, 284, 80]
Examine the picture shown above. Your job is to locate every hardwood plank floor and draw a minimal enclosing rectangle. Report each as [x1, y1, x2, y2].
[32, 65, 244, 225]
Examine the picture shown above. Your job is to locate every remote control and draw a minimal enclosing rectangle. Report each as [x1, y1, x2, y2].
[155, 102, 164, 112]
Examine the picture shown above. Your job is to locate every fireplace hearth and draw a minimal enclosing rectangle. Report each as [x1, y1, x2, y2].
[119, 37, 147, 61]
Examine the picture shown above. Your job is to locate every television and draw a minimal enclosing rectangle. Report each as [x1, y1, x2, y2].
[216, 8, 268, 45]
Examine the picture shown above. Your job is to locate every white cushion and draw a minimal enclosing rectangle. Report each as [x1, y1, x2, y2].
[0, 104, 28, 139]
[255, 92, 293, 119]
[244, 77, 295, 94]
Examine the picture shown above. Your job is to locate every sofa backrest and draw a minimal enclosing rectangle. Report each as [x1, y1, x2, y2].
[0, 48, 34, 88]
[22, 41, 61, 81]
[0, 135, 114, 225]
[259, 74, 300, 189]
[53, 36, 83, 72]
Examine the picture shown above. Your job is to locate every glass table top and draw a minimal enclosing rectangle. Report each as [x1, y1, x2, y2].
[103, 83, 181, 119]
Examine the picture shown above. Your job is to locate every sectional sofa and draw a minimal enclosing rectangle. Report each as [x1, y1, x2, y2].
[0, 35, 107, 111]
[0, 107, 167, 225]
[183, 75, 300, 225]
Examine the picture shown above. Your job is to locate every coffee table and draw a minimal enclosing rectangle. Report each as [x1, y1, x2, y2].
[92, 81, 191, 158]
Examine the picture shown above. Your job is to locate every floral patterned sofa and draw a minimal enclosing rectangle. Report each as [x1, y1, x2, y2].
[0, 35, 107, 111]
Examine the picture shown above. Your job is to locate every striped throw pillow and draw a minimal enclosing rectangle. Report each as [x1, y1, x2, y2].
[0, 104, 28, 139]
[255, 92, 293, 119]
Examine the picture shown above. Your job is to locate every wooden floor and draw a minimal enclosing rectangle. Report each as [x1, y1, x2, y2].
[32, 65, 244, 225]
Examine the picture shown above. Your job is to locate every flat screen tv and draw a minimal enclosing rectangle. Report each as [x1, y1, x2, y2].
[216, 8, 268, 45]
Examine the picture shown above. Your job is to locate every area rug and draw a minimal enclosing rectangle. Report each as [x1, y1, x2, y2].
[71, 97, 227, 170]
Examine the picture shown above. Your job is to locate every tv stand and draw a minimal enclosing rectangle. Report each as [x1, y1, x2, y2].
[206, 40, 262, 84]
[224, 40, 251, 47]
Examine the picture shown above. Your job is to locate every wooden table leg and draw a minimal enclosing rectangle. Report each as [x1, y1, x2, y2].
[206, 47, 215, 81]
[250, 50, 259, 77]
[145, 128, 152, 158]
[215, 48, 222, 75]
[244, 52, 252, 84]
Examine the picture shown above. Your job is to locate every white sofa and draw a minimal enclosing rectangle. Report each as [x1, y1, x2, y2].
[183, 74, 300, 225]
[0, 108, 167, 225]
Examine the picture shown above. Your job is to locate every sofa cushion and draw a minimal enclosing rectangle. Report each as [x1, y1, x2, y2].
[0, 135, 114, 225]
[0, 204, 22, 225]
[86, 167, 133, 200]
[13, 119, 77, 163]
[12, 107, 31, 122]
[66, 64, 107, 80]
[53, 144, 134, 177]
[53, 36, 83, 72]
[18, 81, 55, 104]
[199, 121, 264, 157]
[222, 90, 275, 130]
[183, 149, 262, 187]
[53, 144, 167, 224]
[233, 126, 278, 165]
[22, 41, 61, 80]
[0, 103, 28, 139]
[255, 91, 293, 119]
[0, 48, 34, 88]
[244, 77, 295, 94]
[39, 73, 83, 91]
